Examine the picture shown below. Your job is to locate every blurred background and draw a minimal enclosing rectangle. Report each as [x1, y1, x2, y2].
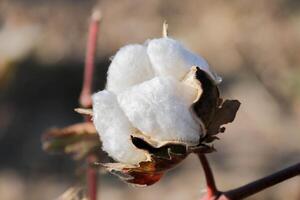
[0, 0, 299, 199]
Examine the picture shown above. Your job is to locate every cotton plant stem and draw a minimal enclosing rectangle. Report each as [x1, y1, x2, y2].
[80, 10, 101, 108]
[219, 162, 300, 200]
[198, 154, 219, 199]
[79, 10, 101, 200]
[86, 156, 98, 200]
[87, 156, 98, 200]
[198, 154, 300, 200]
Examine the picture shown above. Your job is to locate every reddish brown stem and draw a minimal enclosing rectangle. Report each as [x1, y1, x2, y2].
[219, 162, 300, 200]
[87, 156, 98, 200]
[79, 10, 101, 108]
[79, 10, 101, 200]
[198, 154, 219, 199]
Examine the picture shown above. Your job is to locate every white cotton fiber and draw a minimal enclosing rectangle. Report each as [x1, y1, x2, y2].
[106, 44, 155, 94]
[92, 90, 147, 165]
[147, 37, 222, 83]
[117, 76, 201, 145]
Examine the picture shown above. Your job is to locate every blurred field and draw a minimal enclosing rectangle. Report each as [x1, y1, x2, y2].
[0, 0, 299, 200]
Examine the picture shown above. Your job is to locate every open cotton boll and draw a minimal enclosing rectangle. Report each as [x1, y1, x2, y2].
[106, 44, 155, 94]
[147, 37, 222, 84]
[117, 76, 201, 145]
[92, 90, 147, 165]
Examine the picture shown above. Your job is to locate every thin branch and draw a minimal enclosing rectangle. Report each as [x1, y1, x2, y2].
[219, 162, 300, 200]
[79, 10, 102, 108]
[79, 9, 101, 200]
[198, 154, 219, 199]
[87, 155, 98, 200]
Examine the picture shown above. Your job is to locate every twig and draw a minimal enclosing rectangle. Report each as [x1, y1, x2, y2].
[219, 162, 300, 200]
[198, 154, 219, 199]
[87, 155, 98, 200]
[198, 153, 299, 200]
[79, 9, 101, 200]
[80, 10, 101, 108]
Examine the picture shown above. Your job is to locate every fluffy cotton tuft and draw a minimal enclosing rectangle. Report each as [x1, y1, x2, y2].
[92, 90, 147, 165]
[147, 37, 221, 83]
[106, 44, 154, 94]
[92, 37, 221, 164]
[117, 76, 201, 145]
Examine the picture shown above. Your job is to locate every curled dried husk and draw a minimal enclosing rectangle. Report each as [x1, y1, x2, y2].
[191, 66, 241, 144]
[102, 135, 214, 186]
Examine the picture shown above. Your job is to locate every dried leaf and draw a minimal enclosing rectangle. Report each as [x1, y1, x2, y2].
[42, 122, 101, 160]
[191, 67, 240, 143]
[206, 99, 241, 136]
[192, 67, 220, 128]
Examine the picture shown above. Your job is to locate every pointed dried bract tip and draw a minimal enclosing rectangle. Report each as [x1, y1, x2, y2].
[91, 9, 102, 22]
[162, 20, 169, 37]
[74, 108, 93, 116]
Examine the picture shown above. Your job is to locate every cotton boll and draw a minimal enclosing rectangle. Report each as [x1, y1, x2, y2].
[106, 44, 155, 94]
[117, 76, 201, 145]
[92, 90, 147, 165]
[147, 37, 221, 83]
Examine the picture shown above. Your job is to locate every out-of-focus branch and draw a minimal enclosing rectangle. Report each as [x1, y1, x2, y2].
[79, 9, 101, 200]
[87, 155, 99, 200]
[79, 10, 101, 108]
